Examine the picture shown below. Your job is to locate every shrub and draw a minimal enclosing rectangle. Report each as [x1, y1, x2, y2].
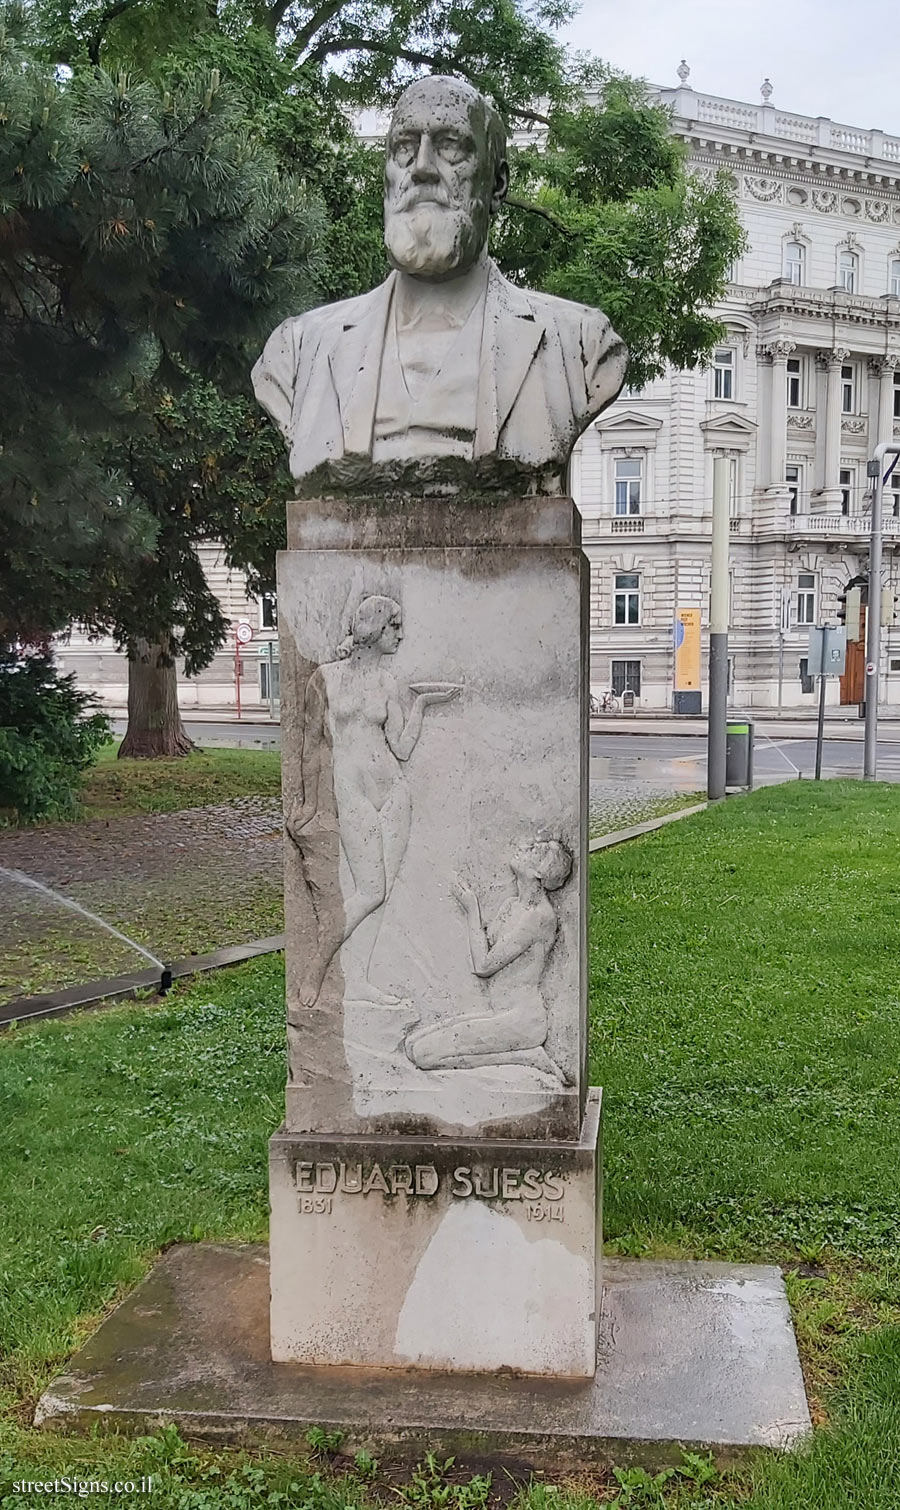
[0, 648, 110, 822]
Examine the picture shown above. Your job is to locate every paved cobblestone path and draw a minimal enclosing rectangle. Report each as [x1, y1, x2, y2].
[0, 798, 284, 1004]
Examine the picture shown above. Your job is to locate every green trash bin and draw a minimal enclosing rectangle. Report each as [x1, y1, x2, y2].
[725, 721, 754, 789]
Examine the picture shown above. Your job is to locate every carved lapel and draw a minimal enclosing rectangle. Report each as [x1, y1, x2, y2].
[327, 275, 396, 457]
[475, 267, 547, 458]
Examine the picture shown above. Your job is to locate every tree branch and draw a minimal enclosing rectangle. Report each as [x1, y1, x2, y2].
[504, 194, 572, 234]
[301, 35, 450, 72]
[508, 105, 552, 128]
[286, 0, 348, 58]
[266, 0, 295, 34]
[87, 0, 148, 65]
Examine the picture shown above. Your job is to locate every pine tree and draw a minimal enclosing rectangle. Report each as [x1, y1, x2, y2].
[1, 2, 319, 753]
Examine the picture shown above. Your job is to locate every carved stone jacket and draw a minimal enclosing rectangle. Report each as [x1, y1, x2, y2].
[252, 259, 628, 489]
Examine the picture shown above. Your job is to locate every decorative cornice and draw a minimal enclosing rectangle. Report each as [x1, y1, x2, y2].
[688, 145, 900, 206]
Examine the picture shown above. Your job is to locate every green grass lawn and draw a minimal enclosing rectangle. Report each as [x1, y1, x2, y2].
[2, 782, 900, 1507]
[79, 744, 282, 820]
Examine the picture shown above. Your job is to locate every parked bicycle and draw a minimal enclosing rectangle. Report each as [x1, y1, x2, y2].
[589, 689, 620, 716]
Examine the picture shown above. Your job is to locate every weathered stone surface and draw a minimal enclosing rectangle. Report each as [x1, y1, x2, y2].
[269, 1090, 601, 1375]
[277, 502, 589, 1143]
[252, 76, 626, 496]
[35, 1244, 811, 1468]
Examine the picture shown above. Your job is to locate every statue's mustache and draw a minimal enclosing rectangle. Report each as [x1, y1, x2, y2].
[391, 189, 454, 211]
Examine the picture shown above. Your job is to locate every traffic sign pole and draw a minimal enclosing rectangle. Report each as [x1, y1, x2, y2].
[233, 621, 253, 722]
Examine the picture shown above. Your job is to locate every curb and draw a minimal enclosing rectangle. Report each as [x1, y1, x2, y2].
[0, 934, 286, 1029]
[589, 802, 708, 852]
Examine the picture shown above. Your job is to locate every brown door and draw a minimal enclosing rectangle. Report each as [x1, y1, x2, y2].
[841, 606, 867, 704]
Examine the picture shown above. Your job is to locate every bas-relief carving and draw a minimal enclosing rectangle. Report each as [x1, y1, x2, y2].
[743, 176, 783, 202]
[286, 593, 460, 1011]
[252, 75, 626, 496]
[279, 560, 582, 1132]
[405, 839, 573, 1083]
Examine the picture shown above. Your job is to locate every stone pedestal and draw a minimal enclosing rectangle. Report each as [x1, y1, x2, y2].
[272, 494, 600, 1377]
[269, 1091, 601, 1375]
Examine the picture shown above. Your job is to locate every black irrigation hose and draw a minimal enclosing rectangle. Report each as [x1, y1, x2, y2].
[0, 935, 286, 1030]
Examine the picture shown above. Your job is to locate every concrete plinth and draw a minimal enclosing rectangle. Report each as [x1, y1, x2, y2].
[269, 1090, 601, 1376]
[35, 1244, 811, 1470]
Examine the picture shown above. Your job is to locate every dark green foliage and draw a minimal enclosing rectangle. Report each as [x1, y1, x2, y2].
[0, 1, 319, 658]
[0, 649, 109, 820]
[497, 74, 746, 388]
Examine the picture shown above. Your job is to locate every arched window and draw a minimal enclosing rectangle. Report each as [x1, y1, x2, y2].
[785, 241, 805, 285]
[890, 259, 900, 297]
[839, 250, 858, 293]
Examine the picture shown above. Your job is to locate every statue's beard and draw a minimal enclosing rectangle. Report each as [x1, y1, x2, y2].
[384, 202, 483, 279]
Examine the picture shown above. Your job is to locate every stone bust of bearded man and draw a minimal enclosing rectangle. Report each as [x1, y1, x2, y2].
[252, 75, 628, 494]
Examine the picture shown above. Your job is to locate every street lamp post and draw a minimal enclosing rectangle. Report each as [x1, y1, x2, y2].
[707, 455, 730, 801]
[864, 444, 900, 779]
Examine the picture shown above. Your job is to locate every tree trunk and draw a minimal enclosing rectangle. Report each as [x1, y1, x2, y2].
[118, 636, 195, 759]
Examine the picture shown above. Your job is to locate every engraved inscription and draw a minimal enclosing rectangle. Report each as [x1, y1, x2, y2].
[297, 1195, 333, 1216]
[293, 1159, 566, 1206]
[526, 1202, 564, 1223]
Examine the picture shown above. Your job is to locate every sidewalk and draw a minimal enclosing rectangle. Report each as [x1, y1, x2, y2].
[591, 713, 900, 740]
[106, 704, 900, 742]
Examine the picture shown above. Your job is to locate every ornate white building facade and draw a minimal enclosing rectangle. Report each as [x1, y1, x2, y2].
[63, 73, 900, 717]
[575, 70, 900, 713]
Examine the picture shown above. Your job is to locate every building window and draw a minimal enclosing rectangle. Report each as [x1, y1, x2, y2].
[841, 365, 855, 414]
[787, 357, 803, 408]
[614, 572, 641, 625]
[614, 457, 642, 515]
[891, 259, 900, 296]
[785, 241, 805, 285]
[611, 659, 641, 696]
[796, 572, 816, 625]
[839, 250, 858, 293]
[840, 466, 854, 516]
[713, 348, 734, 399]
[259, 592, 277, 630]
[890, 469, 900, 518]
[893, 372, 900, 419]
[786, 464, 801, 515]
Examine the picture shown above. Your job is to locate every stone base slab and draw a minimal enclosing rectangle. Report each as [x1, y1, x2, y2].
[269, 1090, 602, 1376]
[35, 1244, 810, 1471]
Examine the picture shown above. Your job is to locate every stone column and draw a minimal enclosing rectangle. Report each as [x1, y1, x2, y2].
[871, 355, 896, 449]
[765, 339, 795, 488]
[814, 347, 850, 509]
[269, 494, 601, 1378]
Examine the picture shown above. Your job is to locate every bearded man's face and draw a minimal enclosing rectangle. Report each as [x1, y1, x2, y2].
[383, 82, 498, 281]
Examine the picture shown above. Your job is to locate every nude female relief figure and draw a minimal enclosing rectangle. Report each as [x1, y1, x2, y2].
[404, 836, 573, 1082]
[286, 594, 460, 1009]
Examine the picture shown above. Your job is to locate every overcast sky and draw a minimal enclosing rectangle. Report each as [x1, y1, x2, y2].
[559, 0, 898, 134]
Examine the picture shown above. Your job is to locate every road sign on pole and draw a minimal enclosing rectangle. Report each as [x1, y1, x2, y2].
[807, 626, 846, 780]
[807, 626, 846, 677]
